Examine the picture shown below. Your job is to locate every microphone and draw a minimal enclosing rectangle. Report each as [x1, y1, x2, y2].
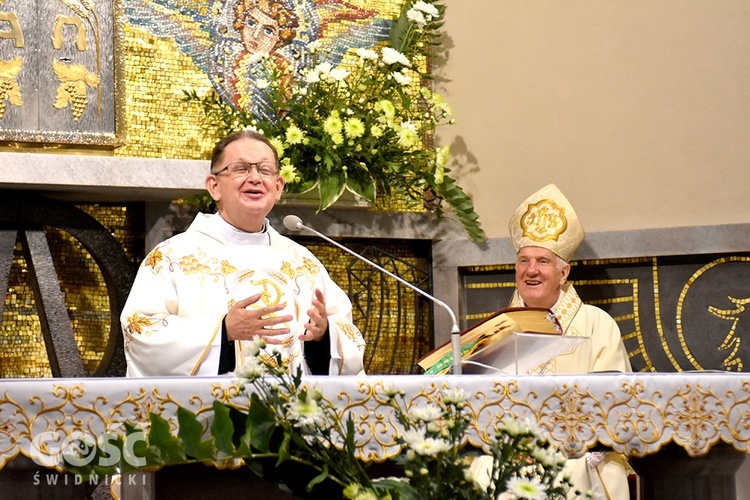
[283, 214, 463, 375]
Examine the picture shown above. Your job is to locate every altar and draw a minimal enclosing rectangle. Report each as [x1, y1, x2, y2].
[0, 372, 747, 499]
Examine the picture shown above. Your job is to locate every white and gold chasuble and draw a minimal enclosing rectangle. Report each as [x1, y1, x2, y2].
[121, 213, 365, 377]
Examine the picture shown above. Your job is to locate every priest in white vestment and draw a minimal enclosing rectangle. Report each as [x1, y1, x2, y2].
[472, 184, 633, 500]
[121, 130, 366, 378]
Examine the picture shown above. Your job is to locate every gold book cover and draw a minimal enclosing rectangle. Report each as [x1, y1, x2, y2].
[417, 307, 562, 375]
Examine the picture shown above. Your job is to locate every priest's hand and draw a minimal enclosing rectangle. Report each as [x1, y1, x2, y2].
[300, 289, 328, 342]
[225, 293, 292, 344]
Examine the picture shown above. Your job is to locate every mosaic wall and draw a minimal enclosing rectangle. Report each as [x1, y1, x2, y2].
[300, 237, 433, 374]
[0, 204, 142, 378]
[461, 254, 750, 374]
[116, 0, 404, 160]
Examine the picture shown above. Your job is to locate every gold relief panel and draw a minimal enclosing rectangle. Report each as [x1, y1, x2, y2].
[0, 0, 121, 147]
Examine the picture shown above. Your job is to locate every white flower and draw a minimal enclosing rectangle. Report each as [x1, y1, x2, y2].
[308, 385, 323, 402]
[315, 61, 333, 76]
[434, 145, 450, 184]
[397, 121, 419, 148]
[401, 428, 426, 446]
[243, 336, 266, 357]
[247, 51, 268, 64]
[413, 0, 439, 18]
[233, 356, 264, 381]
[256, 78, 270, 89]
[377, 383, 402, 401]
[501, 417, 541, 438]
[532, 446, 566, 468]
[356, 48, 378, 61]
[442, 386, 467, 405]
[584, 483, 605, 500]
[307, 40, 322, 53]
[288, 396, 325, 429]
[391, 71, 411, 86]
[406, 9, 427, 28]
[407, 403, 442, 423]
[329, 67, 350, 81]
[381, 47, 411, 67]
[521, 417, 543, 437]
[506, 477, 547, 500]
[411, 437, 452, 456]
[303, 68, 321, 84]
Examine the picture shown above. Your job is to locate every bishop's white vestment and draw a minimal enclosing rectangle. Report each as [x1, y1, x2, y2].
[121, 213, 365, 377]
[472, 283, 632, 500]
[511, 282, 632, 500]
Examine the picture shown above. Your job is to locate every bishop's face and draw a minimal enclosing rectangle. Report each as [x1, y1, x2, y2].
[241, 6, 281, 54]
[515, 246, 570, 309]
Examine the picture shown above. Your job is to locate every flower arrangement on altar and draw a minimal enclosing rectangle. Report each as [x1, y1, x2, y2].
[184, 0, 485, 242]
[66, 337, 598, 500]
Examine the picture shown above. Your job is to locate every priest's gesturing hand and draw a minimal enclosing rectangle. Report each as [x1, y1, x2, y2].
[300, 289, 328, 342]
[225, 292, 293, 344]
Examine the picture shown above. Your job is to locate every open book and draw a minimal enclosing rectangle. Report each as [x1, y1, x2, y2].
[417, 307, 562, 375]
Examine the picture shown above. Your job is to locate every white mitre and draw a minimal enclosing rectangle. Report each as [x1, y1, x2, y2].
[508, 183, 584, 262]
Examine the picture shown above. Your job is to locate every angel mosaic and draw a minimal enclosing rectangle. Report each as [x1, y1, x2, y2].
[125, 0, 394, 115]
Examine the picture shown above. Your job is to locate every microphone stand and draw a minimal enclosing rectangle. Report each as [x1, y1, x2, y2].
[283, 215, 463, 375]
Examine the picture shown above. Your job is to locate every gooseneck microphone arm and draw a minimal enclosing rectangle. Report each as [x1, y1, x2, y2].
[283, 215, 463, 375]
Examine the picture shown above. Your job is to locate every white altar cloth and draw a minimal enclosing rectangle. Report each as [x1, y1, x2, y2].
[2, 372, 749, 470]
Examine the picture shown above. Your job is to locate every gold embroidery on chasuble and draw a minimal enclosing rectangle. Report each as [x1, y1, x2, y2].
[143, 248, 163, 271]
[123, 312, 169, 354]
[337, 320, 365, 347]
[553, 287, 583, 333]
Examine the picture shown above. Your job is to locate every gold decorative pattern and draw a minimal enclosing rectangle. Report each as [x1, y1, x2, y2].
[653, 258, 682, 371]
[520, 199, 568, 242]
[0, 57, 23, 119]
[676, 256, 750, 372]
[0, 12, 24, 48]
[2, 374, 750, 470]
[52, 59, 101, 122]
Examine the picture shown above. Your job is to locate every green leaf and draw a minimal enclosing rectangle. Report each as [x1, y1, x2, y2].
[318, 172, 346, 211]
[147, 412, 186, 466]
[63, 433, 125, 478]
[437, 176, 487, 243]
[344, 417, 357, 462]
[211, 401, 236, 455]
[177, 406, 215, 461]
[306, 463, 329, 492]
[345, 175, 376, 203]
[276, 431, 292, 467]
[389, 2, 413, 51]
[373, 477, 420, 500]
[242, 393, 276, 454]
[283, 178, 317, 195]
